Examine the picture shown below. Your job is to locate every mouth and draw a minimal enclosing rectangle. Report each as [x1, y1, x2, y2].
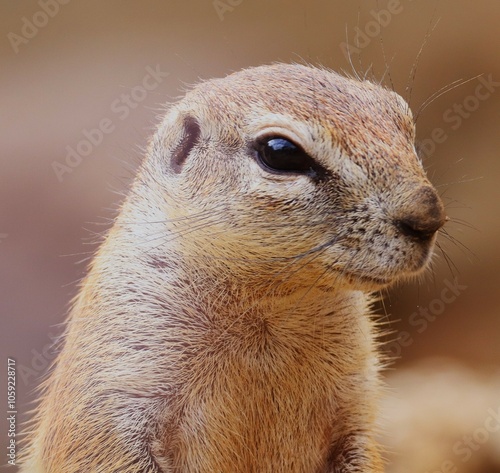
[342, 271, 395, 289]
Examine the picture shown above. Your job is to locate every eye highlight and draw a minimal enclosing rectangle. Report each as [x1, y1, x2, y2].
[254, 136, 319, 176]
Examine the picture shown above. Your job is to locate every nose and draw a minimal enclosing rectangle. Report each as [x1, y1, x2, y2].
[394, 186, 447, 241]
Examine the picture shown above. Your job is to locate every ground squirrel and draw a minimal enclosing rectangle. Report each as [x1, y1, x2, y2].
[21, 63, 446, 472]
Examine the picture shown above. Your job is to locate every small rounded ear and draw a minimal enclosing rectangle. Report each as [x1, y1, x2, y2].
[170, 115, 201, 174]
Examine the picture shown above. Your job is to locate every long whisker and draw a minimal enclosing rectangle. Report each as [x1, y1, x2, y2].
[212, 237, 347, 344]
[415, 74, 483, 122]
[375, 0, 395, 92]
[447, 217, 478, 232]
[405, 15, 440, 108]
[344, 24, 362, 82]
[435, 176, 483, 191]
[435, 240, 459, 279]
[438, 228, 477, 259]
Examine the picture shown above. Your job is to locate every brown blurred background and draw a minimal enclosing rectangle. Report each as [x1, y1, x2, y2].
[1, 0, 499, 471]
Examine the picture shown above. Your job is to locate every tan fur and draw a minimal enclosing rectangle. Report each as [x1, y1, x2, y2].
[20, 64, 445, 472]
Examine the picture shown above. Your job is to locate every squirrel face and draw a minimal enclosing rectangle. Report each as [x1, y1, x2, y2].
[144, 64, 446, 292]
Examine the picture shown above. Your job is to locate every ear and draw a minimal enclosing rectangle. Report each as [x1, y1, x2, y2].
[170, 115, 201, 174]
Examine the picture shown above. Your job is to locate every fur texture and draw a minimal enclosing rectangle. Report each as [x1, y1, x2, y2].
[21, 64, 445, 472]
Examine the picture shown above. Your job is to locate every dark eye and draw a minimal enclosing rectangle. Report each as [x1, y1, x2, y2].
[255, 136, 318, 175]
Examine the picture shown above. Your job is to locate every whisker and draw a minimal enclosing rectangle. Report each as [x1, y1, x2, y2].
[435, 176, 483, 191]
[438, 228, 477, 260]
[435, 240, 459, 279]
[415, 74, 483, 122]
[378, 290, 392, 328]
[405, 14, 440, 108]
[354, 7, 366, 79]
[344, 24, 362, 82]
[378, 53, 397, 89]
[212, 236, 347, 344]
[375, 0, 395, 93]
[447, 217, 479, 232]
[287, 249, 337, 314]
[118, 209, 227, 227]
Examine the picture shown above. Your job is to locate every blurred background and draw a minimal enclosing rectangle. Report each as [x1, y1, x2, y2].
[1, 0, 499, 471]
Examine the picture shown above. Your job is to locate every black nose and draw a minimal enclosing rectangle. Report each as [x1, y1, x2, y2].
[395, 186, 447, 241]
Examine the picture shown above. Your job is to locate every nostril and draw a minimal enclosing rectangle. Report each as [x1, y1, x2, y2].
[394, 185, 447, 241]
[396, 217, 442, 241]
